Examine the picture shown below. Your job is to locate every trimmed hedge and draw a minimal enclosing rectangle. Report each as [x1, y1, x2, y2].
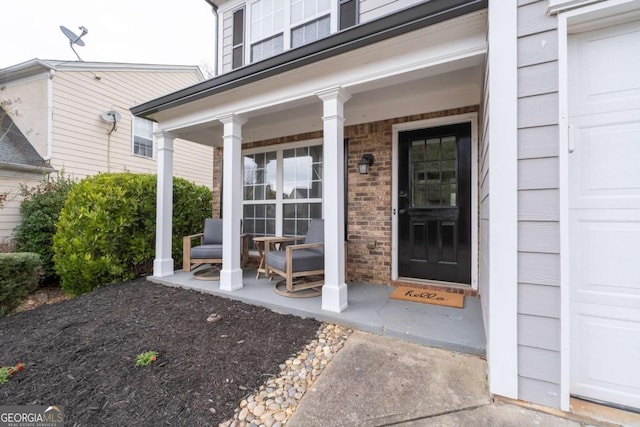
[14, 174, 76, 283]
[0, 252, 42, 315]
[53, 173, 211, 296]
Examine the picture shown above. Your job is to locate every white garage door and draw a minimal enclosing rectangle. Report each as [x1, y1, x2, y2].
[569, 19, 640, 410]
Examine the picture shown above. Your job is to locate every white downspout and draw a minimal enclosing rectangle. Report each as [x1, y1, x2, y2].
[45, 69, 55, 161]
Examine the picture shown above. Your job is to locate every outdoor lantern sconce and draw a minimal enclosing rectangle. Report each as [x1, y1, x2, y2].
[358, 154, 375, 174]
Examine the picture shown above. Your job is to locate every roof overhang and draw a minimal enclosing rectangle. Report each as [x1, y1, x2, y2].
[0, 59, 203, 86]
[131, 0, 487, 118]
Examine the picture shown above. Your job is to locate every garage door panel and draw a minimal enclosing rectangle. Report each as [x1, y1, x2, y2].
[571, 309, 640, 408]
[571, 20, 640, 116]
[570, 117, 640, 207]
[572, 218, 640, 306]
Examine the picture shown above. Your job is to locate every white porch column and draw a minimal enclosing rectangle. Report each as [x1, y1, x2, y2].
[219, 113, 246, 291]
[153, 131, 175, 277]
[317, 87, 350, 312]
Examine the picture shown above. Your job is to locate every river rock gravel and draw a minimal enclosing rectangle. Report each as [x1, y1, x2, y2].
[219, 323, 353, 427]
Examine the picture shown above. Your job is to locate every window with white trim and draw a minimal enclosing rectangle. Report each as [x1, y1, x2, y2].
[232, 0, 357, 66]
[250, 0, 285, 62]
[243, 141, 323, 248]
[132, 116, 154, 158]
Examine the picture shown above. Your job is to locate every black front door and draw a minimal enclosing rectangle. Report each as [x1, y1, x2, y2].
[398, 123, 471, 284]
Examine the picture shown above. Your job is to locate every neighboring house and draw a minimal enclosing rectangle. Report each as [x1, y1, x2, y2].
[0, 59, 214, 241]
[0, 106, 55, 246]
[132, 0, 640, 416]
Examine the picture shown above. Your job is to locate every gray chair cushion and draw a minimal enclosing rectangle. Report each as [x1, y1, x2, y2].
[266, 249, 324, 273]
[203, 219, 223, 245]
[190, 244, 223, 259]
[304, 219, 324, 250]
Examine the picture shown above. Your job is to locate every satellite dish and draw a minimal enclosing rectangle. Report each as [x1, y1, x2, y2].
[60, 25, 88, 61]
[101, 110, 121, 123]
[101, 110, 121, 135]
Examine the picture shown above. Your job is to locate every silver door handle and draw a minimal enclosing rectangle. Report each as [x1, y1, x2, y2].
[399, 209, 407, 214]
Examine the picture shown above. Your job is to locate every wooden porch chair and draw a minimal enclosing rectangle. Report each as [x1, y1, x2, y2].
[265, 219, 324, 297]
[183, 219, 249, 278]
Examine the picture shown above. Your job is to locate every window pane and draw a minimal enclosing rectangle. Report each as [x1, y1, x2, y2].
[411, 140, 425, 162]
[441, 160, 456, 184]
[266, 219, 276, 235]
[318, 15, 330, 38]
[442, 184, 457, 206]
[296, 203, 309, 218]
[427, 185, 440, 206]
[413, 184, 425, 207]
[283, 204, 295, 218]
[291, 0, 303, 23]
[309, 203, 322, 218]
[283, 219, 296, 235]
[304, 0, 315, 19]
[426, 138, 440, 161]
[318, 0, 330, 13]
[442, 136, 457, 160]
[292, 27, 304, 49]
[309, 145, 322, 162]
[291, 15, 330, 48]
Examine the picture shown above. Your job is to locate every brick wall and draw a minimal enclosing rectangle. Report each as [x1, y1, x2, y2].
[212, 105, 478, 285]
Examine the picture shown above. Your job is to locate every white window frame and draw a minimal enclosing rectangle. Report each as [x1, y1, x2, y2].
[290, 0, 331, 27]
[242, 138, 323, 241]
[131, 115, 155, 159]
[247, 0, 288, 64]
[244, 0, 337, 65]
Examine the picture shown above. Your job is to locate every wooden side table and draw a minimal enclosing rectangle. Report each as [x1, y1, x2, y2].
[254, 236, 304, 279]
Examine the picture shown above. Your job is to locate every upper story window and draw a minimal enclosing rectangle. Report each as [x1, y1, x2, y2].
[228, 0, 357, 70]
[250, 0, 285, 62]
[132, 116, 154, 158]
[232, 7, 246, 68]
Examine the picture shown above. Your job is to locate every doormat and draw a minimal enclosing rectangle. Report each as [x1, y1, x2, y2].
[390, 287, 464, 309]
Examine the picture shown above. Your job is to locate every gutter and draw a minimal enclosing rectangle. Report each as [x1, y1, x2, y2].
[0, 162, 56, 174]
[132, 0, 487, 118]
[204, 0, 220, 76]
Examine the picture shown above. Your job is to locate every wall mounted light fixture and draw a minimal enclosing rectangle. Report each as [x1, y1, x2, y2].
[358, 154, 375, 174]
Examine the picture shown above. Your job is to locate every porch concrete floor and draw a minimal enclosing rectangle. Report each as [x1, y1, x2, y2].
[147, 267, 486, 356]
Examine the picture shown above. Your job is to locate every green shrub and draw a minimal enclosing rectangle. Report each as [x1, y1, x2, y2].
[0, 252, 42, 315]
[53, 173, 211, 296]
[14, 174, 76, 283]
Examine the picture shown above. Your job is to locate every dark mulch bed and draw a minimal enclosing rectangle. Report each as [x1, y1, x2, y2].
[0, 279, 321, 426]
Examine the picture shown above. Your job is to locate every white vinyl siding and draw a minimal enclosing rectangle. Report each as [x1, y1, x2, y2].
[359, 0, 422, 24]
[516, 0, 561, 408]
[49, 68, 213, 189]
[222, 10, 235, 73]
[0, 171, 41, 240]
